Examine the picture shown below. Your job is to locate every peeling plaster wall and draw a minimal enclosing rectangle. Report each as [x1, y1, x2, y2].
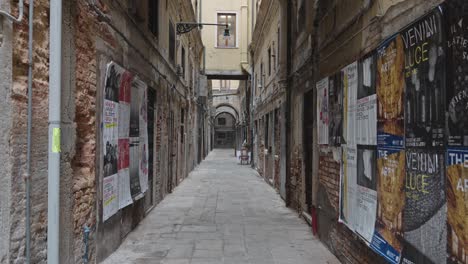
[0, 0, 13, 262]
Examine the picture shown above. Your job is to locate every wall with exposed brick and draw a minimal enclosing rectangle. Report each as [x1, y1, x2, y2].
[0, 0, 13, 262]
[0, 0, 207, 263]
[307, 0, 444, 263]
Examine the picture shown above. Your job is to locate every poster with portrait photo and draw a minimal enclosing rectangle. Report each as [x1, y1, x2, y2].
[317, 77, 329, 145]
[103, 140, 118, 177]
[105, 62, 125, 103]
[403, 9, 446, 148]
[446, 0, 468, 147]
[376, 36, 405, 149]
[329, 72, 343, 146]
[371, 147, 405, 264]
[119, 71, 132, 138]
[356, 53, 377, 146]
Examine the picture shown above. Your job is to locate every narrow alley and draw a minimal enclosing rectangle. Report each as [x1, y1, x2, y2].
[102, 150, 339, 264]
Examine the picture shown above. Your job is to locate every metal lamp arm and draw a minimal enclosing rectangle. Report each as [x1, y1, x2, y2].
[176, 22, 229, 35]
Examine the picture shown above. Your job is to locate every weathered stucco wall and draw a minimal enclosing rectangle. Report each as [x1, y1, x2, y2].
[0, 0, 13, 262]
[0, 0, 206, 263]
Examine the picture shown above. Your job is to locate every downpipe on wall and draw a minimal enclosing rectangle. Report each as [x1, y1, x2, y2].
[48, 0, 62, 263]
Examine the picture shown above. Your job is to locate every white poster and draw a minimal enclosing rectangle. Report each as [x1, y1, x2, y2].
[137, 79, 149, 194]
[118, 70, 133, 209]
[342, 62, 358, 146]
[317, 77, 329, 145]
[355, 147, 378, 243]
[103, 99, 119, 221]
[103, 174, 118, 221]
[356, 94, 377, 145]
[118, 138, 133, 209]
[340, 145, 358, 231]
[103, 62, 124, 221]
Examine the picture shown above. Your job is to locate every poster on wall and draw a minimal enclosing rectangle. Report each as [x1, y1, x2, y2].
[317, 77, 329, 145]
[329, 73, 343, 146]
[138, 79, 149, 194]
[102, 62, 123, 221]
[355, 146, 378, 243]
[103, 175, 118, 221]
[403, 9, 446, 148]
[129, 78, 144, 199]
[376, 36, 405, 149]
[371, 147, 405, 264]
[445, 2, 468, 263]
[118, 70, 133, 209]
[357, 54, 377, 146]
[339, 145, 357, 230]
[447, 148, 468, 264]
[402, 148, 446, 264]
[446, 0, 468, 147]
[342, 62, 358, 146]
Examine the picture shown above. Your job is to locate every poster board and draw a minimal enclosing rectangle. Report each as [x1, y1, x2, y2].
[102, 62, 151, 221]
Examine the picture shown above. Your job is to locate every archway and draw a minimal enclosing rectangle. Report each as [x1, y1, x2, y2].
[214, 112, 237, 149]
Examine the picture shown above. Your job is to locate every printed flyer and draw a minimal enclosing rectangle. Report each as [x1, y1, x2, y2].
[403, 9, 446, 148]
[329, 72, 344, 146]
[342, 62, 358, 146]
[372, 147, 405, 264]
[376, 36, 405, 148]
[317, 77, 329, 145]
[447, 148, 468, 264]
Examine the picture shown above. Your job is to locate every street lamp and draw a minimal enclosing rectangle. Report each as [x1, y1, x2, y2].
[176, 22, 230, 36]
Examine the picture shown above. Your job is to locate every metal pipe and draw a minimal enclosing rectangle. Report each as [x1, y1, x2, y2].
[25, 0, 34, 262]
[0, 0, 23, 23]
[48, 0, 62, 262]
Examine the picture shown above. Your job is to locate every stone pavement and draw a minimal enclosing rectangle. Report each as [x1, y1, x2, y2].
[101, 149, 340, 264]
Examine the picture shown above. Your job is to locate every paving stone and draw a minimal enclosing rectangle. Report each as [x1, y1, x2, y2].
[100, 150, 340, 264]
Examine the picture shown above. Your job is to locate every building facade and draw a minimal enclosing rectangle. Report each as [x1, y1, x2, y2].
[250, 0, 468, 263]
[200, 0, 253, 153]
[0, 0, 209, 263]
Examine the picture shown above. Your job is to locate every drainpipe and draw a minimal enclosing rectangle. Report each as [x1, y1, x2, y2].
[24, 0, 34, 263]
[285, 0, 292, 207]
[48, 0, 62, 263]
[0, 0, 23, 23]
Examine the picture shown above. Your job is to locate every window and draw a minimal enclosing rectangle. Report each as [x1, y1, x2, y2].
[264, 115, 269, 148]
[169, 21, 175, 63]
[181, 46, 186, 78]
[260, 62, 264, 88]
[217, 13, 236, 48]
[180, 108, 185, 143]
[268, 47, 272, 76]
[220, 80, 230, 91]
[148, 0, 159, 36]
[272, 42, 276, 72]
[218, 117, 226, 126]
[277, 27, 280, 68]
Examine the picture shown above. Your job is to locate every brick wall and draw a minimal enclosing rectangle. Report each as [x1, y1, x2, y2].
[9, 0, 50, 263]
[317, 149, 386, 264]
